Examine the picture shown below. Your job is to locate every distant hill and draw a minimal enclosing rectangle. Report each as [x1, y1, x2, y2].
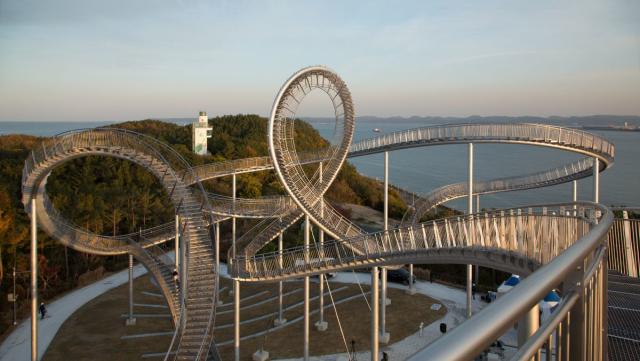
[0, 116, 408, 333]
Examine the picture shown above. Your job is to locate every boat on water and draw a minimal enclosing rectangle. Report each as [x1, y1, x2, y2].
[373, 128, 381, 133]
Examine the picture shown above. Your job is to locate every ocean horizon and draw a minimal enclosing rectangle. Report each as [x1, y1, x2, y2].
[2, 117, 638, 210]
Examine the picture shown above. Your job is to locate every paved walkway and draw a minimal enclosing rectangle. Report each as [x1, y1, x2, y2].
[276, 271, 483, 361]
[0, 263, 148, 361]
[608, 273, 640, 361]
[1, 260, 479, 361]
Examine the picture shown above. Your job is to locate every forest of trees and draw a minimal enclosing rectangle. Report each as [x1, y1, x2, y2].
[0, 115, 407, 333]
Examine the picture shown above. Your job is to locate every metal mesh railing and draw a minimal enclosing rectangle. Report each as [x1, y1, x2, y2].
[205, 193, 294, 218]
[608, 216, 640, 278]
[350, 123, 615, 162]
[404, 158, 596, 224]
[232, 203, 599, 280]
[21, 128, 218, 361]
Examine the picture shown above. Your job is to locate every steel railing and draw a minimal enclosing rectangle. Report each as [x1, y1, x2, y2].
[231, 203, 598, 281]
[21, 128, 219, 361]
[349, 123, 614, 162]
[607, 214, 640, 277]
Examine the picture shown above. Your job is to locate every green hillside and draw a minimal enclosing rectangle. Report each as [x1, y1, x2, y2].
[0, 115, 406, 333]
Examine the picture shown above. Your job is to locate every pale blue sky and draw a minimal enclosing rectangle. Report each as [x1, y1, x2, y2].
[0, 0, 638, 121]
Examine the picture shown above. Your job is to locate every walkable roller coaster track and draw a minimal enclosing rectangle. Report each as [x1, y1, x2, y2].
[22, 65, 639, 360]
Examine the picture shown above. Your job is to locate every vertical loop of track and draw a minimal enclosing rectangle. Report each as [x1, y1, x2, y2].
[268, 65, 362, 241]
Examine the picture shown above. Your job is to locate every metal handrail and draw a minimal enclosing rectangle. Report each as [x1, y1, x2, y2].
[21, 128, 218, 361]
[231, 202, 597, 280]
[415, 203, 612, 361]
[349, 123, 614, 163]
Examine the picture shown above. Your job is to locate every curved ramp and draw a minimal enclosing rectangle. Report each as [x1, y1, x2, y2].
[231, 202, 603, 281]
[22, 128, 219, 361]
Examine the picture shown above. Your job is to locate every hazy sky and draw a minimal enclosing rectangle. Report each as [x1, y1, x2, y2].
[1, 0, 638, 121]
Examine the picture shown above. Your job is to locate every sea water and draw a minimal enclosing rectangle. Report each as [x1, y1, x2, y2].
[2, 119, 638, 210]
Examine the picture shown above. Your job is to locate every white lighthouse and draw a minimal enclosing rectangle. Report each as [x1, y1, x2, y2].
[192, 111, 212, 155]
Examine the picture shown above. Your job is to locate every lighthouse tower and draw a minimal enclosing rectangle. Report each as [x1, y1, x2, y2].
[192, 111, 212, 155]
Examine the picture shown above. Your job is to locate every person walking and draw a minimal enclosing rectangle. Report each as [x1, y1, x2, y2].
[39, 302, 47, 320]
[173, 269, 180, 290]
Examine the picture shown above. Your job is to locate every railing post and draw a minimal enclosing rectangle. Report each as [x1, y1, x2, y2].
[565, 261, 586, 361]
[622, 211, 638, 277]
[517, 303, 540, 360]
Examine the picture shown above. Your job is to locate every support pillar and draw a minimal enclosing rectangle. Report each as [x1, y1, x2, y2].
[593, 157, 600, 203]
[380, 268, 390, 343]
[316, 162, 327, 331]
[384, 151, 389, 233]
[232, 173, 237, 258]
[407, 264, 416, 295]
[371, 266, 380, 361]
[234, 280, 240, 361]
[275, 232, 286, 326]
[215, 222, 222, 306]
[30, 199, 38, 361]
[566, 262, 585, 361]
[126, 254, 136, 326]
[474, 195, 480, 286]
[304, 216, 310, 361]
[175, 214, 180, 269]
[380, 151, 390, 342]
[467, 143, 474, 319]
[180, 217, 187, 329]
[573, 180, 578, 202]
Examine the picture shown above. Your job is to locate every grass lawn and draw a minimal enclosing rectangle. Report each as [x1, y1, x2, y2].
[43, 274, 446, 361]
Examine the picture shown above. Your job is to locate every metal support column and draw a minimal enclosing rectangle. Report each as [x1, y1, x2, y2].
[467, 143, 474, 319]
[126, 254, 136, 326]
[275, 232, 286, 326]
[234, 279, 240, 361]
[304, 215, 310, 361]
[180, 217, 187, 329]
[573, 180, 578, 202]
[407, 264, 415, 295]
[232, 173, 237, 258]
[371, 266, 380, 361]
[215, 222, 222, 305]
[384, 151, 389, 233]
[175, 214, 179, 269]
[30, 199, 38, 361]
[475, 195, 480, 286]
[567, 263, 585, 361]
[380, 151, 390, 343]
[593, 157, 599, 203]
[316, 162, 327, 331]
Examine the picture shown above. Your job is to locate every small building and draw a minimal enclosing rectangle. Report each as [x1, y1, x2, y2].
[192, 111, 212, 155]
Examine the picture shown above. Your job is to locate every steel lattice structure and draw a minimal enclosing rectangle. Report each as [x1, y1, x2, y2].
[20, 65, 640, 361]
